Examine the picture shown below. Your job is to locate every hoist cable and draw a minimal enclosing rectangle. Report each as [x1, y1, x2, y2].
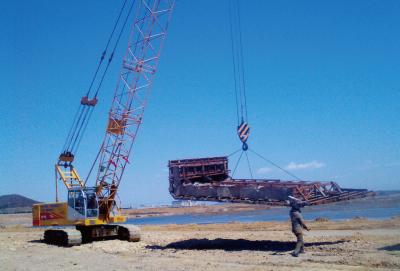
[86, 0, 128, 97]
[69, 107, 91, 154]
[229, 0, 251, 172]
[228, 0, 240, 126]
[67, 0, 135, 155]
[229, 0, 248, 124]
[61, 105, 84, 153]
[235, 0, 248, 122]
[71, 106, 95, 154]
[61, 0, 129, 155]
[227, 1, 301, 182]
[94, 0, 136, 98]
[63, 106, 87, 154]
[233, 0, 244, 122]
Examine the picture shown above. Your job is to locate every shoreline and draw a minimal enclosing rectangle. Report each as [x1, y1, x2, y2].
[0, 211, 399, 229]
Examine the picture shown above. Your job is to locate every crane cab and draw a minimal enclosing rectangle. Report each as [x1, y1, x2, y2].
[67, 187, 99, 220]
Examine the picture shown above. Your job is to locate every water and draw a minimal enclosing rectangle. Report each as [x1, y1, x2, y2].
[127, 194, 400, 225]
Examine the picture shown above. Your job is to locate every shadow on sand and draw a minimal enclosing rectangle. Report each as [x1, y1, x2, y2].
[379, 244, 400, 251]
[147, 238, 347, 252]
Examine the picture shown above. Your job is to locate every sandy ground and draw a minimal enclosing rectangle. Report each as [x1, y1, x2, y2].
[0, 214, 399, 271]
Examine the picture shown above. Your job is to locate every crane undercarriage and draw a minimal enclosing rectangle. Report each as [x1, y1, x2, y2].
[43, 224, 140, 247]
[33, 187, 140, 246]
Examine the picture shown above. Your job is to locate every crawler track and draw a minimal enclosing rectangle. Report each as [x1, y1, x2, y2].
[44, 228, 82, 246]
[43, 224, 140, 246]
[118, 224, 141, 242]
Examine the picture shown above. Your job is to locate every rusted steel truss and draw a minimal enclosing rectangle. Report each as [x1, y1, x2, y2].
[169, 156, 374, 205]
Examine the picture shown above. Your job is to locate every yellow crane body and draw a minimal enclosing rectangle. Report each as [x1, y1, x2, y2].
[32, 202, 126, 227]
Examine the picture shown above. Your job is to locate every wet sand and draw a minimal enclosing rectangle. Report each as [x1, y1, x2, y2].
[1, 213, 399, 270]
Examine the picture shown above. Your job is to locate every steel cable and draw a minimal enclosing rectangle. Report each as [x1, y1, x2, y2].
[244, 150, 253, 179]
[232, 150, 244, 178]
[249, 148, 303, 181]
[62, 0, 130, 154]
[68, 0, 136, 155]
[229, 0, 248, 124]
[228, 0, 240, 126]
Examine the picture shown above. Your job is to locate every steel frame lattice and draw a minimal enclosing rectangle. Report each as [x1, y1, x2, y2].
[95, 0, 175, 219]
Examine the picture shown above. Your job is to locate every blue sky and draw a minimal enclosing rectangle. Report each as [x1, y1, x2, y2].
[0, 0, 399, 206]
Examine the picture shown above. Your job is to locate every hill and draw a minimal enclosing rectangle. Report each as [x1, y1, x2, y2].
[0, 194, 39, 214]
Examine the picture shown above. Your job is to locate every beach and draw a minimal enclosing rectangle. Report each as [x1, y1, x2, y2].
[1, 212, 399, 271]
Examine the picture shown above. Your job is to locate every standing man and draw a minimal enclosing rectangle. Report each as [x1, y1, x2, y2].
[289, 197, 310, 257]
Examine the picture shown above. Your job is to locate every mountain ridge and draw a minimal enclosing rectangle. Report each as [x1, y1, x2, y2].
[0, 194, 39, 214]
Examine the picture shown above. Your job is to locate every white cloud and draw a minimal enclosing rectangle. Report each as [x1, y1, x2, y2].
[257, 166, 273, 174]
[285, 161, 325, 171]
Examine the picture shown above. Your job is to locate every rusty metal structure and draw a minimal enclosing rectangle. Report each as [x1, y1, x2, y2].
[169, 156, 374, 206]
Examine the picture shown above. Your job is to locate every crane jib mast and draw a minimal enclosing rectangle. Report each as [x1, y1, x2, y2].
[95, 0, 175, 221]
[33, 1, 175, 246]
[54, 0, 175, 223]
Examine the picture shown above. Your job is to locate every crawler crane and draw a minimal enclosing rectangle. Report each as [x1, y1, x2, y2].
[32, 0, 175, 246]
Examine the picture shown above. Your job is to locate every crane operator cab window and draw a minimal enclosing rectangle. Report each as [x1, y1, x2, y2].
[67, 188, 99, 219]
[85, 188, 99, 218]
